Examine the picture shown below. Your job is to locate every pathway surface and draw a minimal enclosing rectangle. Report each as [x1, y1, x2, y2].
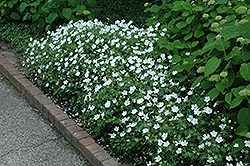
[0, 76, 91, 166]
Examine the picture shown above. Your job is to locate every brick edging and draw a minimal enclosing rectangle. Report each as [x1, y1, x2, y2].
[0, 54, 119, 166]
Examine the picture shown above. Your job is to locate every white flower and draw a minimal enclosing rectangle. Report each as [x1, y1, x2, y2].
[203, 106, 213, 114]
[122, 90, 128, 96]
[171, 105, 179, 112]
[122, 111, 127, 116]
[158, 139, 164, 146]
[114, 126, 119, 132]
[120, 131, 126, 137]
[236, 161, 244, 166]
[110, 133, 116, 138]
[203, 134, 210, 140]
[204, 96, 210, 102]
[233, 143, 239, 148]
[137, 98, 144, 104]
[163, 141, 170, 147]
[157, 102, 164, 108]
[142, 128, 149, 133]
[124, 99, 130, 106]
[75, 71, 80, 76]
[187, 90, 193, 95]
[210, 130, 218, 137]
[226, 163, 233, 166]
[191, 118, 198, 125]
[226, 155, 233, 161]
[131, 109, 137, 114]
[88, 105, 95, 111]
[155, 155, 162, 162]
[180, 140, 188, 146]
[198, 143, 204, 149]
[153, 124, 160, 130]
[207, 157, 215, 163]
[176, 148, 182, 154]
[244, 140, 250, 147]
[172, 70, 178, 75]
[219, 124, 226, 130]
[63, 80, 68, 85]
[215, 136, 223, 143]
[94, 114, 100, 120]
[105, 100, 111, 108]
[162, 133, 168, 140]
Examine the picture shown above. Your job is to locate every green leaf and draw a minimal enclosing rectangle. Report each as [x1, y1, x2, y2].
[232, 138, 244, 153]
[215, 79, 227, 92]
[194, 29, 204, 38]
[149, 4, 161, 13]
[191, 76, 204, 88]
[182, 11, 189, 17]
[230, 97, 243, 109]
[240, 63, 250, 81]
[238, 108, 250, 126]
[232, 86, 245, 98]
[225, 46, 241, 61]
[225, 15, 236, 22]
[41, 6, 49, 13]
[62, 8, 72, 20]
[204, 57, 221, 77]
[10, 12, 20, 20]
[46, 12, 58, 23]
[201, 80, 214, 89]
[207, 88, 220, 100]
[191, 41, 199, 47]
[87, 0, 96, 7]
[236, 124, 250, 137]
[75, 4, 86, 14]
[20, 2, 28, 13]
[172, 55, 181, 63]
[186, 15, 194, 24]
[225, 92, 232, 104]
[221, 24, 241, 41]
[182, 2, 192, 10]
[8, 0, 18, 8]
[69, 0, 78, 7]
[216, 5, 228, 14]
[242, 22, 250, 38]
[184, 32, 193, 41]
[193, 6, 203, 11]
[173, 40, 184, 49]
[176, 21, 187, 29]
[30, 7, 37, 13]
[32, 13, 40, 22]
[173, 1, 184, 11]
[217, 0, 228, 4]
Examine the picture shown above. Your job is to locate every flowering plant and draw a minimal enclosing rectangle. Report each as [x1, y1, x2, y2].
[23, 19, 249, 165]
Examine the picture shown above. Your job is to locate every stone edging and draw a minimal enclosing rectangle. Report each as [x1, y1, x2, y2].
[0, 54, 120, 166]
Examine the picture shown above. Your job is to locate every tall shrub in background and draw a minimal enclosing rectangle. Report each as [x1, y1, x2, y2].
[146, 0, 250, 150]
[0, 0, 96, 30]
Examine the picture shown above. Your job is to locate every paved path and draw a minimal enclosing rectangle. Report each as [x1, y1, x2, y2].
[0, 76, 91, 166]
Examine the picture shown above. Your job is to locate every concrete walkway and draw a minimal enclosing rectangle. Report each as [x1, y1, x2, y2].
[0, 76, 91, 166]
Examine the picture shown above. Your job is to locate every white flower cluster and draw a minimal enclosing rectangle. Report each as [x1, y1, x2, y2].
[24, 19, 249, 166]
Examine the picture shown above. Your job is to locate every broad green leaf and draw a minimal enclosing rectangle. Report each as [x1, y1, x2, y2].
[182, 11, 189, 17]
[20, 2, 28, 13]
[186, 15, 194, 24]
[216, 5, 228, 14]
[193, 6, 203, 11]
[207, 88, 220, 100]
[191, 76, 204, 88]
[173, 1, 184, 11]
[225, 92, 232, 104]
[230, 97, 243, 109]
[225, 46, 241, 61]
[30, 1, 40, 7]
[149, 4, 161, 13]
[184, 32, 193, 41]
[221, 24, 241, 41]
[176, 21, 187, 29]
[201, 80, 215, 89]
[215, 79, 227, 92]
[172, 55, 181, 63]
[225, 15, 236, 22]
[30, 7, 37, 13]
[238, 108, 250, 126]
[232, 86, 245, 98]
[236, 124, 250, 137]
[204, 57, 221, 77]
[232, 138, 244, 153]
[69, 0, 78, 7]
[32, 13, 40, 22]
[10, 12, 20, 20]
[194, 29, 204, 38]
[46, 12, 58, 23]
[8, 0, 18, 8]
[240, 63, 250, 81]
[182, 2, 192, 10]
[217, 0, 228, 4]
[62, 8, 72, 20]
[242, 22, 250, 38]
[22, 12, 29, 21]
[174, 40, 184, 49]
[191, 41, 199, 47]
[75, 4, 86, 14]
[41, 6, 49, 13]
[87, 0, 96, 7]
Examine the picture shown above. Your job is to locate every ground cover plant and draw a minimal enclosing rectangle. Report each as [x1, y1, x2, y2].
[23, 18, 250, 165]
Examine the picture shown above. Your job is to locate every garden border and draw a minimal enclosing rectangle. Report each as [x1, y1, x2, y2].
[0, 54, 120, 166]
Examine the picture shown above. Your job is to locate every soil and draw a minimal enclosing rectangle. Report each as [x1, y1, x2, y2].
[0, 41, 136, 166]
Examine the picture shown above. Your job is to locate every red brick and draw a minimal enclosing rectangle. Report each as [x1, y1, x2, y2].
[30, 94, 48, 110]
[48, 108, 64, 124]
[93, 150, 112, 166]
[101, 158, 119, 166]
[84, 144, 103, 164]
[54, 113, 69, 131]
[64, 125, 83, 146]
[12, 74, 26, 91]
[79, 137, 96, 155]
[60, 119, 76, 128]
[72, 130, 90, 141]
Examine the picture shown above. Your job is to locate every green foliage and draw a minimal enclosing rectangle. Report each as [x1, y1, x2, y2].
[0, 21, 45, 51]
[145, 0, 250, 152]
[0, 0, 96, 30]
[95, 0, 154, 27]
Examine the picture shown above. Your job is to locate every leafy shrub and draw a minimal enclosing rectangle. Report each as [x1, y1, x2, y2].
[23, 19, 250, 165]
[95, 0, 155, 27]
[145, 0, 250, 152]
[0, 0, 96, 30]
[0, 21, 45, 51]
